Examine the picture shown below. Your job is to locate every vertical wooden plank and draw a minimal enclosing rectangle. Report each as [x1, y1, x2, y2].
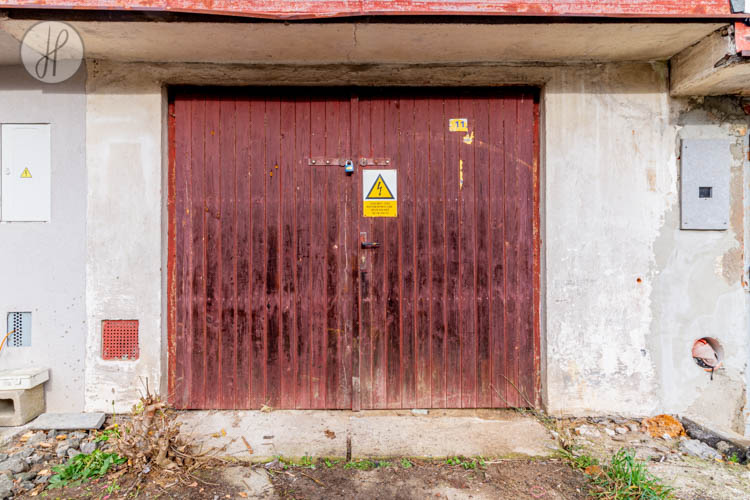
[350, 95, 361, 411]
[249, 98, 267, 409]
[489, 97, 507, 408]
[219, 98, 237, 409]
[189, 98, 206, 409]
[443, 96, 461, 408]
[428, 97, 446, 408]
[370, 98, 387, 409]
[294, 97, 312, 409]
[458, 96, 477, 408]
[309, 96, 327, 408]
[203, 97, 221, 409]
[337, 97, 353, 409]
[504, 97, 521, 408]
[167, 98, 177, 406]
[474, 96, 492, 407]
[265, 97, 282, 408]
[280, 97, 297, 408]
[413, 97, 431, 409]
[385, 96, 402, 408]
[235, 98, 252, 409]
[399, 97, 416, 409]
[517, 93, 535, 407]
[173, 97, 190, 408]
[358, 98, 373, 410]
[324, 99, 341, 409]
[532, 95, 542, 407]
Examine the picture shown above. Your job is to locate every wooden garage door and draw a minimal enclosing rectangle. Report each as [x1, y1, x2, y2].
[168, 88, 539, 410]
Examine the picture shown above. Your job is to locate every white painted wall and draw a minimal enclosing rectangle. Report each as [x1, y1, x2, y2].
[82, 61, 749, 435]
[84, 75, 164, 412]
[0, 65, 86, 412]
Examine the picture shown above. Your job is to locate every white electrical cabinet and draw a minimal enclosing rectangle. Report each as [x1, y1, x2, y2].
[1, 124, 51, 222]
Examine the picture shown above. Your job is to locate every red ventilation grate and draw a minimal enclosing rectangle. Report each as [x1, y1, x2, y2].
[102, 320, 139, 360]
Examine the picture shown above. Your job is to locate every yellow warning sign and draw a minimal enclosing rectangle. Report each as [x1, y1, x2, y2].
[448, 118, 468, 132]
[365, 175, 394, 200]
[20, 167, 32, 179]
[363, 170, 397, 218]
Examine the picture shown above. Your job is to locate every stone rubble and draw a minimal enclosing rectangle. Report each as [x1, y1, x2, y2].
[0, 428, 108, 499]
[679, 438, 723, 461]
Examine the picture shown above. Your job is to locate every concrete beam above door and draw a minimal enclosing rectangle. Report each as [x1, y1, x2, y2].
[0, 19, 726, 65]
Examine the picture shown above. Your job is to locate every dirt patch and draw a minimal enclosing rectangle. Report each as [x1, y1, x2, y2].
[268, 459, 589, 500]
[15, 466, 243, 499]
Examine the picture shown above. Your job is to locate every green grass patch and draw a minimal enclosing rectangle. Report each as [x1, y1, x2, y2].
[47, 450, 126, 489]
[560, 447, 673, 500]
[591, 449, 673, 500]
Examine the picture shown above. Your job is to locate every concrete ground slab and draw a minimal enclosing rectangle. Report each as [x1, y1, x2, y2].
[30, 412, 106, 430]
[222, 467, 275, 499]
[178, 409, 555, 461]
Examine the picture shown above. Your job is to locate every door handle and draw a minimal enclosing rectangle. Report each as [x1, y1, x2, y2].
[361, 242, 380, 249]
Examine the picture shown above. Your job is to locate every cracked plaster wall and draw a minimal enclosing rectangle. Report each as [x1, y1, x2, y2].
[82, 61, 750, 435]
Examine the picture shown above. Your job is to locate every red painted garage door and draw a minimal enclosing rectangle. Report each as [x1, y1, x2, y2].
[169, 88, 539, 410]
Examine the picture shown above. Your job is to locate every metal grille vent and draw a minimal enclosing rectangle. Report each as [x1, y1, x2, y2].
[6, 312, 31, 347]
[102, 320, 139, 361]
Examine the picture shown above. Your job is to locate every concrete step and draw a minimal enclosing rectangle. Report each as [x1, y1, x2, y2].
[178, 409, 556, 461]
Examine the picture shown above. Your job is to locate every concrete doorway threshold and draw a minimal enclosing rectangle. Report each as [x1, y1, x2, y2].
[177, 409, 555, 460]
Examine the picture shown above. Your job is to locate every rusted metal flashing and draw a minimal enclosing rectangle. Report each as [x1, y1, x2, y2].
[735, 21, 750, 55]
[0, 0, 744, 20]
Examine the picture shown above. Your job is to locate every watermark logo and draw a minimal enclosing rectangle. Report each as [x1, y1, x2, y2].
[21, 21, 83, 84]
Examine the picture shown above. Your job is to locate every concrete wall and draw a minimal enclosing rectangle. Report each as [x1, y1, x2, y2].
[82, 60, 749, 435]
[0, 64, 87, 412]
[84, 70, 164, 412]
[544, 66, 749, 435]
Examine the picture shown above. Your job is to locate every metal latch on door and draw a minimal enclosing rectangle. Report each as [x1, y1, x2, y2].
[307, 157, 354, 174]
[307, 157, 391, 173]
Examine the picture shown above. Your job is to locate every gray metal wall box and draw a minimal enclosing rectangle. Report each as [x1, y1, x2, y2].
[680, 139, 731, 230]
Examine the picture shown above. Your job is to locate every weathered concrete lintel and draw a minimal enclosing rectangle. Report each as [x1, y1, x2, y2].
[670, 26, 750, 96]
[178, 410, 555, 460]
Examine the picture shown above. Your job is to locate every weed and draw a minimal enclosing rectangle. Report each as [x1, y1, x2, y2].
[106, 480, 120, 495]
[281, 454, 316, 469]
[400, 458, 413, 469]
[299, 454, 315, 468]
[729, 453, 739, 464]
[47, 450, 126, 489]
[323, 458, 340, 468]
[557, 447, 600, 470]
[94, 427, 121, 443]
[344, 459, 391, 470]
[445, 456, 484, 470]
[592, 449, 673, 500]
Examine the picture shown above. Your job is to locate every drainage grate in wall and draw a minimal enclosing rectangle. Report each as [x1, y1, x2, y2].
[102, 320, 139, 360]
[6, 312, 31, 347]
